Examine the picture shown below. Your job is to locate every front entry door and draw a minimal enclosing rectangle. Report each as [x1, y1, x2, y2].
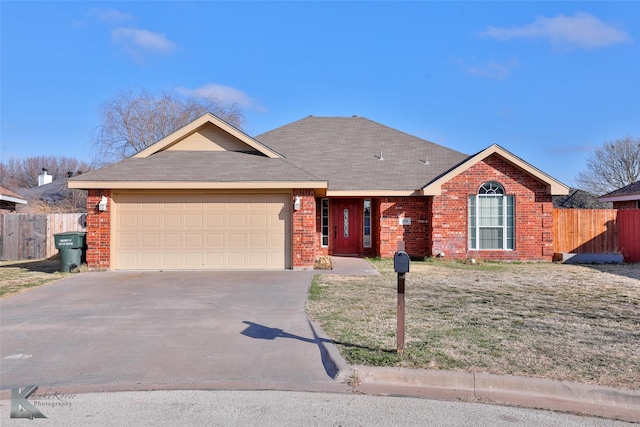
[333, 200, 360, 255]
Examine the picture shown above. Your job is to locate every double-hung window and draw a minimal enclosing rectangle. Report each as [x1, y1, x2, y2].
[468, 182, 514, 250]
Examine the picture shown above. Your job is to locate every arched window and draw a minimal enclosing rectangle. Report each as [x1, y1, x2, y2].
[468, 182, 515, 250]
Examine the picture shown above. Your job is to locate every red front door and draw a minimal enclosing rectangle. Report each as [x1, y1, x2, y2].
[333, 200, 360, 255]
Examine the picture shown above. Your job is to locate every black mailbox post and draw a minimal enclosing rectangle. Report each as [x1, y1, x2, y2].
[393, 250, 410, 353]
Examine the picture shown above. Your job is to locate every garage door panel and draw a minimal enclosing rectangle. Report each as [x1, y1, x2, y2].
[185, 214, 203, 228]
[141, 253, 161, 268]
[163, 215, 181, 228]
[163, 233, 181, 248]
[249, 233, 267, 248]
[228, 215, 246, 228]
[184, 233, 203, 248]
[119, 233, 138, 248]
[141, 234, 160, 248]
[228, 252, 247, 268]
[228, 233, 246, 248]
[207, 214, 224, 227]
[141, 214, 160, 228]
[162, 253, 182, 268]
[114, 193, 290, 270]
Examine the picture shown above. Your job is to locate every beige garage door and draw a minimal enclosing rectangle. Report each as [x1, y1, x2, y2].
[113, 192, 291, 270]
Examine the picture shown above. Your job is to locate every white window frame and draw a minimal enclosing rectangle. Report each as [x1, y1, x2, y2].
[321, 198, 329, 247]
[468, 182, 514, 250]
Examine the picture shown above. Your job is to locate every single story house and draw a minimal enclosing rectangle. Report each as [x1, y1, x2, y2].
[0, 185, 28, 213]
[599, 181, 640, 209]
[69, 114, 569, 270]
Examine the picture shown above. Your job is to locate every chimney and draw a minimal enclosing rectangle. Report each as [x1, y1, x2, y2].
[38, 168, 53, 186]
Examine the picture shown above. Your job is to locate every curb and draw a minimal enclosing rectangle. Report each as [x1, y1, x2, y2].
[350, 365, 640, 423]
[309, 313, 640, 422]
[307, 318, 350, 383]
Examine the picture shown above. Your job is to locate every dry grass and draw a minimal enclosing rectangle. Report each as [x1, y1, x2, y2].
[0, 257, 72, 298]
[307, 259, 640, 389]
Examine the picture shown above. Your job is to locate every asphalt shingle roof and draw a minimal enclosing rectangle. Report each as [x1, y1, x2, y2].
[72, 116, 471, 192]
[72, 151, 321, 183]
[601, 181, 640, 198]
[256, 116, 469, 191]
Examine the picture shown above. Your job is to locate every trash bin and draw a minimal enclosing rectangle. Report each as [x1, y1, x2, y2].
[53, 232, 86, 272]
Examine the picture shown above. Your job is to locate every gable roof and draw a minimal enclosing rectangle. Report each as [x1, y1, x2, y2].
[256, 116, 469, 195]
[135, 112, 283, 159]
[0, 185, 27, 205]
[421, 144, 570, 196]
[599, 181, 640, 202]
[70, 114, 568, 196]
[69, 113, 326, 191]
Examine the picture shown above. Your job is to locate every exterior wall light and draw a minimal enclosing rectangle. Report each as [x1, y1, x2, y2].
[98, 195, 108, 211]
[293, 195, 301, 211]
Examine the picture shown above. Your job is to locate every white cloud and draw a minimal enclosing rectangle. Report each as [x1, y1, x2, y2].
[112, 28, 177, 53]
[467, 59, 518, 80]
[179, 84, 261, 110]
[482, 12, 632, 50]
[88, 8, 134, 25]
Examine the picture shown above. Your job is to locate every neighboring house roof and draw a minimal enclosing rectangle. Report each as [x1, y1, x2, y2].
[554, 188, 612, 209]
[18, 179, 71, 204]
[257, 116, 469, 195]
[0, 185, 27, 205]
[69, 113, 570, 196]
[599, 181, 640, 203]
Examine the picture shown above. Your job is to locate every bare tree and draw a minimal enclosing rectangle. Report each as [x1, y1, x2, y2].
[576, 136, 640, 195]
[0, 156, 91, 189]
[92, 89, 245, 165]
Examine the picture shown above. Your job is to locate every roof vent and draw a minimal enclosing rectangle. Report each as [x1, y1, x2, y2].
[376, 151, 384, 161]
[422, 155, 430, 165]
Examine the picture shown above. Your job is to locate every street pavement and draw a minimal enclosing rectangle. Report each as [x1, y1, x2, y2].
[0, 389, 634, 426]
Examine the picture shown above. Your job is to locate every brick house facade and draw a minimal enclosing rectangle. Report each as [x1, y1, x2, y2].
[72, 115, 569, 270]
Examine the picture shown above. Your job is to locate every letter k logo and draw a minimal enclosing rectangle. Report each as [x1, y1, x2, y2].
[10, 385, 47, 419]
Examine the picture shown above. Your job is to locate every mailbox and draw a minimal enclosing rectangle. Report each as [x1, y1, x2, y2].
[394, 250, 410, 273]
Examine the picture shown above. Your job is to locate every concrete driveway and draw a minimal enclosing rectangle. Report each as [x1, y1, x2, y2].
[0, 271, 349, 394]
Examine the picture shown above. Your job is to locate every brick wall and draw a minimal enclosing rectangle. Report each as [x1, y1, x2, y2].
[292, 189, 316, 268]
[377, 197, 430, 258]
[85, 189, 111, 269]
[431, 154, 553, 261]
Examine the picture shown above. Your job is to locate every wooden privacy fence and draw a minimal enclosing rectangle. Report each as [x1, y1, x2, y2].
[553, 208, 640, 262]
[0, 213, 87, 261]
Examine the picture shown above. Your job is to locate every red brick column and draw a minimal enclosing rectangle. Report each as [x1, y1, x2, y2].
[292, 189, 316, 269]
[378, 197, 430, 258]
[85, 189, 111, 269]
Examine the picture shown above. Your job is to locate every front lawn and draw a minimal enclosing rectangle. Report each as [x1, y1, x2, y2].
[0, 257, 72, 298]
[307, 259, 640, 389]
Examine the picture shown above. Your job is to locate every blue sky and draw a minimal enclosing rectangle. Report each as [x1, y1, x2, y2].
[2, 1, 639, 187]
